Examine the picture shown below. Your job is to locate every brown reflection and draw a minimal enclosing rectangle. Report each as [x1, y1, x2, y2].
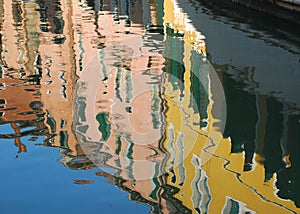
[11, 122, 27, 154]
[38, 0, 78, 156]
[0, 0, 47, 152]
[0, 0, 76, 156]
[73, 179, 94, 185]
[0, 0, 43, 156]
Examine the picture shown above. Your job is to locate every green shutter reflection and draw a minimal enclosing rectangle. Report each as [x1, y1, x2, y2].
[46, 110, 56, 133]
[96, 112, 111, 142]
[59, 131, 69, 148]
[115, 135, 122, 155]
[150, 163, 160, 201]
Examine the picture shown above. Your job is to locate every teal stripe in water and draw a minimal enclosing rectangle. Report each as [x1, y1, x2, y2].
[151, 84, 161, 129]
[77, 125, 88, 134]
[155, 0, 164, 27]
[99, 49, 108, 80]
[150, 163, 161, 201]
[125, 69, 133, 103]
[0, 65, 3, 78]
[189, 50, 209, 127]
[46, 110, 56, 133]
[77, 96, 87, 122]
[166, 124, 177, 184]
[59, 131, 68, 148]
[228, 199, 240, 214]
[191, 154, 212, 214]
[164, 29, 185, 95]
[126, 159, 134, 181]
[126, 138, 134, 159]
[115, 67, 123, 102]
[78, 33, 84, 72]
[115, 135, 122, 155]
[176, 133, 186, 186]
[124, 136, 134, 180]
[166, 124, 176, 166]
[114, 158, 121, 168]
[96, 113, 111, 142]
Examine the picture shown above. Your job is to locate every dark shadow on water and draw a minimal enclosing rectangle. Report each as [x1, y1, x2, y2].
[221, 70, 300, 208]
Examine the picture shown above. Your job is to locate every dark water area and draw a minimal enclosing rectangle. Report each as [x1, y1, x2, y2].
[0, 0, 300, 213]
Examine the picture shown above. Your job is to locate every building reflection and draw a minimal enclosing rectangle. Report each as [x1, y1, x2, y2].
[222, 72, 258, 171]
[163, 0, 300, 213]
[38, 0, 79, 157]
[1, 0, 300, 213]
[73, 0, 187, 211]
[73, 0, 217, 212]
[219, 62, 300, 211]
[277, 113, 300, 208]
[0, 0, 48, 156]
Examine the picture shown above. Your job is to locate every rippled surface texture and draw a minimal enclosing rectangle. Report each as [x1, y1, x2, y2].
[1, 0, 300, 213]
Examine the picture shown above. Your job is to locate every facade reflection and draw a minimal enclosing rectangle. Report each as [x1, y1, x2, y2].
[0, 0, 300, 213]
[0, 0, 47, 156]
[222, 72, 258, 171]
[219, 63, 300, 211]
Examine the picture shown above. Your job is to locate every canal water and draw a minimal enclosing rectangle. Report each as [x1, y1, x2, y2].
[0, 0, 299, 213]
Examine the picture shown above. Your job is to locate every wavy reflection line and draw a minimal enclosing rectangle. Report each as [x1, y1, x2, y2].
[178, 92, 296, 213]
[151, 84, 161, 129]
[165, 123, 177, 184]
[150, 162, 160, 201]
[222, 196, 256, 213]
[99, 49, 108, 80]
[190, 125, 297, 213]
[176, 132, 185, 186]
[124, 135, 135, 181]
[125, 69, 133, 103]
[191, 154, 212, 214]
[115, 67, 123, 102]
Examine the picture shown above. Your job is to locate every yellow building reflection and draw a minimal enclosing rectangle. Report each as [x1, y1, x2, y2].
[163, 0, 300, 213]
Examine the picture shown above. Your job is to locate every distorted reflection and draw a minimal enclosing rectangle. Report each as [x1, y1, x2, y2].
[218, 63, 300, 212]
[0, 0, 300, 213]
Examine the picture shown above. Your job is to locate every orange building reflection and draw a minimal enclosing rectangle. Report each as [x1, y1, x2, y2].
[0, 0, 47, 155]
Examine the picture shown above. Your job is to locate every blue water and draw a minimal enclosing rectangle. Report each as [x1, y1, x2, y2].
[0, 135, 149, 214]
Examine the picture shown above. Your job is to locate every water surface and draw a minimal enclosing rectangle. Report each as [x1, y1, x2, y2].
[0, 0, 300, 213]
